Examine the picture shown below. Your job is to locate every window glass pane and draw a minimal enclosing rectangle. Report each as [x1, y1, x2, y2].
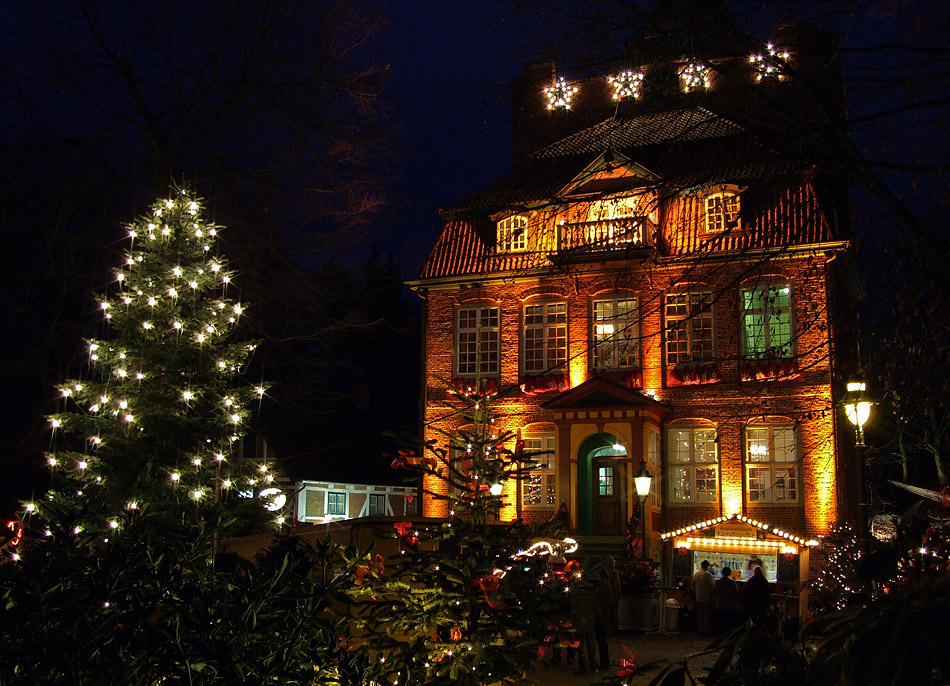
[598, 466, 614, 496]
[672, 466, 692, 501]
[696, 467, 717, 501]
[695, 429, 718, 462]
[748, 467, 770, 501]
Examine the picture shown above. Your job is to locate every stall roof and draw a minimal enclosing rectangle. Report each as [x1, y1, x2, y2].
[660, 513, 818, 548]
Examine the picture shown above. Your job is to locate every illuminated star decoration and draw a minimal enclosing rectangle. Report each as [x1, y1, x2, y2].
[607, 70, 645, 100]
[543, 77, 578, 110]
[680, 62, 710, 93]
[749, 44, 791, 81]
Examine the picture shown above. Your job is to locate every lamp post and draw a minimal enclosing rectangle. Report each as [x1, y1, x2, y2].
[634, 459, 653, 558]
[843, 374, 873, 541]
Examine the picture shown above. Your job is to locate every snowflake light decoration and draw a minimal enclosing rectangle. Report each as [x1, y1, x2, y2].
[680, 62, 710, 93]
[543, 77, 578, 110]
[749, 44, 791, 81]
[607, 70, 644, 100]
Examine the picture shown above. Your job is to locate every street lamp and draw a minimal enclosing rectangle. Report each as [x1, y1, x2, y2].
[842, 373, 873, 542]
[634, 459, 653, 558]
[843, 375, 872, 446]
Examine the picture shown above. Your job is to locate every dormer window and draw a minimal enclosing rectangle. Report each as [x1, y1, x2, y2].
[497, 215, 528, 253]
[705, 191, 740, 233]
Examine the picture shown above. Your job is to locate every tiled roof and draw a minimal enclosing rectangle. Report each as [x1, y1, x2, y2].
[532, 108, 744, 160]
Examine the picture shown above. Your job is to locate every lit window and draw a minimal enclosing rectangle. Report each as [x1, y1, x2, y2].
[742, 282, 793, 359]
[522, 302, 567, 374]
[456, 306, 500, 377]
[497, 215, 528, 253]
[587, 195, 644, 222]
[521, 434, 556, 508]
[327, 491, 346, 516]
[705, 192, 740, 233]
[368, 493, 387, 516]
[648, 429, 662, 508]
[592, 297, 639, 369]
[667, 426, 718, 503]
[405, 495, 417, 516]
[745, 424, 798, 503]
[664, 292, 715, 365]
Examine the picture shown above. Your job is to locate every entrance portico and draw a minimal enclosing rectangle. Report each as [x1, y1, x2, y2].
[542, 378, 668, 545]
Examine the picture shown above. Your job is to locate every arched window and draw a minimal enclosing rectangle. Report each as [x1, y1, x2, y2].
[705, 191, 740, 233]
[496, 214, 529, 252]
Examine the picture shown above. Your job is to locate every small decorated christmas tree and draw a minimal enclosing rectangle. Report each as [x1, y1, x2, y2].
[812, 522, 864, 613]
[357, 387, 580, 686]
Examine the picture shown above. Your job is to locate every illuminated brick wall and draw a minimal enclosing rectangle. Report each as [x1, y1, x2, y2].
[418, 190, 852, 543]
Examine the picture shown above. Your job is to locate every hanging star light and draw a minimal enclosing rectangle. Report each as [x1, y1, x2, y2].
[607, 70, 644, 100]
[749, 44, 790, 81]
[543, 77, 578, 110]
[680, 62, 710, 93]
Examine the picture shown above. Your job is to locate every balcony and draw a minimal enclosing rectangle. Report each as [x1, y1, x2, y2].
[557, 216, 656, 254]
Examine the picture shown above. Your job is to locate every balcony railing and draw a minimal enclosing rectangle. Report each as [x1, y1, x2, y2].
[557, 216, 656, 252]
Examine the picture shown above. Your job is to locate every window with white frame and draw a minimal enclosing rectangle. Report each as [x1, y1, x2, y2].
[664, 292, 715, 365]
[705, 192, 740, 233]
[648, 429, 662, 508]
[523, 302, 567, 374]
[592, 297, 640, 369]
[497, 215, 529, 253]
[521, 434, 556, 508]
[368, 493, 387, 516]
[456, 305, 500, 377]
[667, 426, 718, 503]
[327, 491, 346, 515]
[745, 423, 799, 503]
[741, 282, 794, 359]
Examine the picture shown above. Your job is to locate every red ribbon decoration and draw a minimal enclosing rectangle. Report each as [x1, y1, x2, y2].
[473, 571, 505, 609]
[394, 521, 413, 537]
[450, 627, 462, 642]
[355, 554, 384, 587]
[616, 645, 637, 677]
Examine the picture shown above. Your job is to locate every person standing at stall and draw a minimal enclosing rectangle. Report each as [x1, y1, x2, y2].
[691, 560, 715, 634]
[713, 565, 739, 633]
[743, 565, 771, 621]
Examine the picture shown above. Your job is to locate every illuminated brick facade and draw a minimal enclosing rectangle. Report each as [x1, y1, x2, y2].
[410, 3, 860, 582]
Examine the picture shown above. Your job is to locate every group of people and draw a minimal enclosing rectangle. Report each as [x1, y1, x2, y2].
[691, 559, 772, 634]
[550, 557, 622, 674]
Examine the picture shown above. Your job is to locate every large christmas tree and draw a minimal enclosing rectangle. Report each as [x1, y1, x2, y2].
[356, 387, 581, 686]
[0, 188, 384, 684]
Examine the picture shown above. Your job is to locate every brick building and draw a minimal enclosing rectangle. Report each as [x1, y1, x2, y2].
[408, 1, 863, 587]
